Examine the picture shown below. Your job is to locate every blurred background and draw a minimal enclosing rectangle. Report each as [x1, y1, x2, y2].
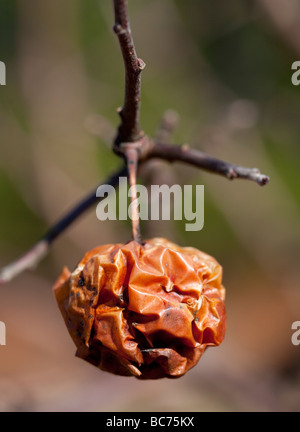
[0, 0, 300, 412]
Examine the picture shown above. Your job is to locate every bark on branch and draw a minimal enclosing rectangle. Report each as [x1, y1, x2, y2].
[149, 142, 270, 186]
[113, 0, 145, 145]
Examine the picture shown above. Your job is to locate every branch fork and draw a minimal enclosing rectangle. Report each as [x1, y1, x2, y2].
[0, 0, 270, 286]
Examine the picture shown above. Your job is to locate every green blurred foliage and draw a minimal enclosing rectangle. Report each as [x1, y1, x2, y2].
[0, 0, 18, 61]
[0, 0, 299, 275]
[0, 169, 45, 250]
[0, 0, 299, 412]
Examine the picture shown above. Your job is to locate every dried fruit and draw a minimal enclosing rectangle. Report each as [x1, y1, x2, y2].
[53, 238, 226, 379]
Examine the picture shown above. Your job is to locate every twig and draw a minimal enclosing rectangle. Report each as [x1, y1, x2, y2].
[113, 0, 146, 145]
[0, 166, 127, 285]
[0, 240, 49, 286]
[149, 142, 270, 186]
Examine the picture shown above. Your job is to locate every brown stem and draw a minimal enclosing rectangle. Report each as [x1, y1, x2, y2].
[113, 0, 146, 145]
[123, 145, 142, 244]
[149, 142, 270, 186]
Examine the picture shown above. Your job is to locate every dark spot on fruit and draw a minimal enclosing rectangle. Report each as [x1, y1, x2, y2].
[78, 278, 85, 287]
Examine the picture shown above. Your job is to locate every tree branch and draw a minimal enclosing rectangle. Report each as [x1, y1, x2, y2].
[113, 0, 146, 145]
[149, 142, 270, 186]
[0, 166, 127, 285]
[0, 2, 271, 286]
[0, 138, 270, 286]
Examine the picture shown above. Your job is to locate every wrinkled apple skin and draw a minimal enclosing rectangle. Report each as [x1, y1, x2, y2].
[53, 238, 226, 379]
